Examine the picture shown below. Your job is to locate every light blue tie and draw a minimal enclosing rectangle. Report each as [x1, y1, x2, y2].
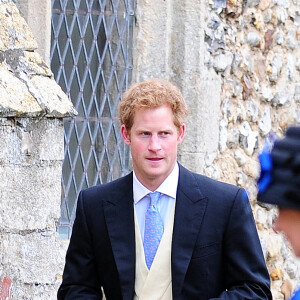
[143, 191, 164, 269]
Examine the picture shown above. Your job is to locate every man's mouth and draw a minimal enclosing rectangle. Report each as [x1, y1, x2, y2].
[147, 157, 162, 161]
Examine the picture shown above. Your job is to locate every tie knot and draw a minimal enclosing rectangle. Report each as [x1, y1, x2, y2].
[148, 191, 160, 207]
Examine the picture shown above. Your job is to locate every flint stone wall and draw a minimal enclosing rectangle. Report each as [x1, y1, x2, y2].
[204, 1, 300, 298]
[0, 1, 75, 299]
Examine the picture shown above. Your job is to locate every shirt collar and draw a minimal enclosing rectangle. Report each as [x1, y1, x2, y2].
[133, 162, 179, 204]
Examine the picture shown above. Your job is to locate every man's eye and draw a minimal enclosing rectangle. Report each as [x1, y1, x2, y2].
[161, 132, 170, 136]
[141, 132, 150, 136]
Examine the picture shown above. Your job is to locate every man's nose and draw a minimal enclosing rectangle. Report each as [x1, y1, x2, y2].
[148, 135, 161, 151]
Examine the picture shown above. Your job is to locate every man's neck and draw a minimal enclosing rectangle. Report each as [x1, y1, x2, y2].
[133, 163, 178, 192]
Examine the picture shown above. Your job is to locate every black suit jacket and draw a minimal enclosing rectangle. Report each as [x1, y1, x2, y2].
[58, 164, 272, 299]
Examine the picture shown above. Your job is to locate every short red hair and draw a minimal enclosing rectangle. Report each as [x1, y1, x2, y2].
[119, 79, 188, 130]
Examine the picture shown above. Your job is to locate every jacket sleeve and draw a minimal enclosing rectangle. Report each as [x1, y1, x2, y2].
[57, 191, 103, 299]
[212, 188, 272, 300]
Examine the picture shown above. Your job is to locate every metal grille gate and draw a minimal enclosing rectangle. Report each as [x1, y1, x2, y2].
[50, 0, 134, 238]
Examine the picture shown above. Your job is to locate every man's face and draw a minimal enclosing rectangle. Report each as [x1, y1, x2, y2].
[121, 105, 185, 190]
[273, 208, 300, 257]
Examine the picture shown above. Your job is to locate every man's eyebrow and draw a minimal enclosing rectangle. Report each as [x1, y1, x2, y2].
[135, 128, 150, 132]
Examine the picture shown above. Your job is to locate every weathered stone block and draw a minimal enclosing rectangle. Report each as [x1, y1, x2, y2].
[0, 163, 62, 230]
[0, 231, 68, 299]
[0, 231, 64, 283]
[0, 65, 43, 117]
[0, 1, 37, 51]
[29, 76, 77, 118]
[0, 118, 64, 164]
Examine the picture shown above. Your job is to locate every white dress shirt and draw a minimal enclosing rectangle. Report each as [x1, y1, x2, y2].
[133, 163, 179, 241]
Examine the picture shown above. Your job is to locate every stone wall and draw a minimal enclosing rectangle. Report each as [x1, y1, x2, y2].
[0, 1, 76, 298]
[0, 118, 67, 299]
[13, 0, 51, 65]
[203, 0, 300, 298]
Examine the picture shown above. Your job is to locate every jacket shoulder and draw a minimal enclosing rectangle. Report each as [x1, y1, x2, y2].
[179, 164, 245, 201]
[79, 172, 133, 202]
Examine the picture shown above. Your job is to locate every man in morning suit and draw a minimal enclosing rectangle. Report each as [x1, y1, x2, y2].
[58, 79, 272, 299]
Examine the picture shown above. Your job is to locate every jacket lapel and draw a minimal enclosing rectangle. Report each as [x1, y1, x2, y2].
[171, 165, 208, 298]
[103, 173, 135, 300]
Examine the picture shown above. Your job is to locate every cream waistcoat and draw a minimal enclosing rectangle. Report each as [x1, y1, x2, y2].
[133, 205, 175, 300]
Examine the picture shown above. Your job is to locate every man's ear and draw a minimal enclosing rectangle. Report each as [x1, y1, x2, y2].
[121, 125, 131, 145]
[177, 123, 185, 145]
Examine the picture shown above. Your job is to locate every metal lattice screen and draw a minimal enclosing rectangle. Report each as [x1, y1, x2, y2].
[51, 0, 134, 238]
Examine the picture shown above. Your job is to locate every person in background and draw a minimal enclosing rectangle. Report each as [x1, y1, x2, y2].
[257, 126, 300, 300]
[58, 79, 272, 299]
